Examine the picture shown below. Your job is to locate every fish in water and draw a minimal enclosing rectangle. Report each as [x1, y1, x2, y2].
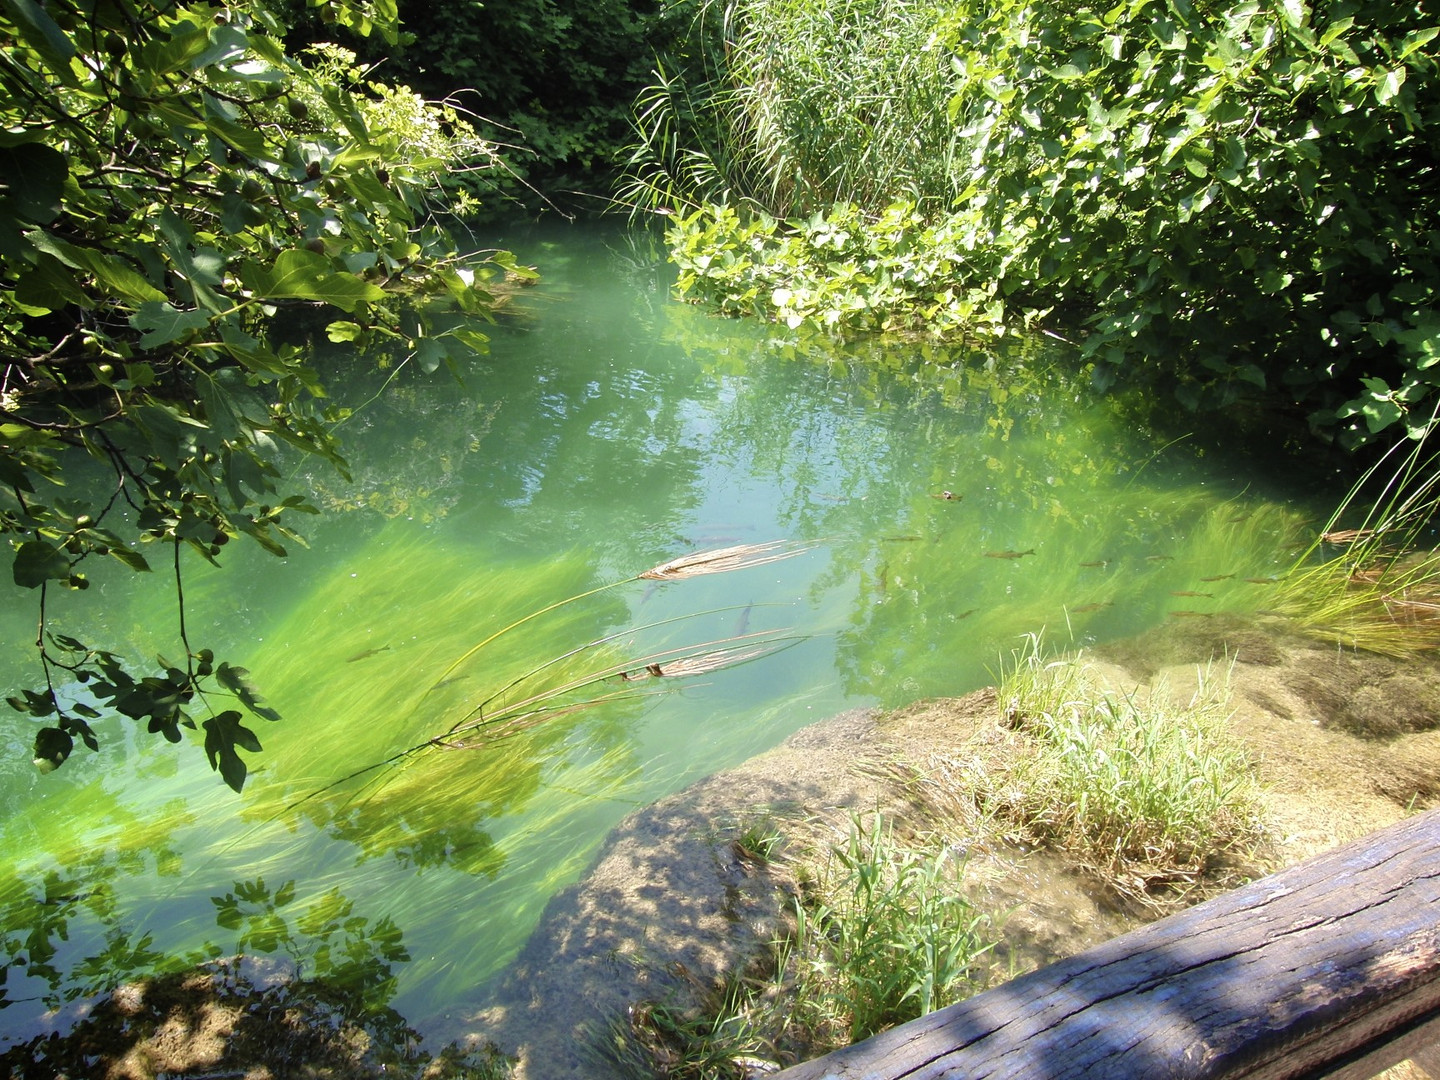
[1079, 560, 1109, 569]
[1070, 601, 1113, 613]
[955, 608, 977, 619]
[931, 490, 962, 501]
[1170, 590, 1213, 598]
[735, 601, 753, 636]
[985, 548, 1036, 559]
[346, 644, 392, 662]
[1199, 574, 1235, 582]
[1243, 577, 1277, 585]
[1168, 610, 1212, 618]
[1145, 554, 1174, 562]
[883, 535, 925, 543]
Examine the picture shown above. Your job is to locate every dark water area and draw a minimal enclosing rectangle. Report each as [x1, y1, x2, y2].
[0, 219, 1359, 1049]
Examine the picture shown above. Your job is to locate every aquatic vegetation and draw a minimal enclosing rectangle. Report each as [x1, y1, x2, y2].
[991, 635, 1261, 903]
[788, 813, 998, 1042]
[1272, 415, 1440, 658]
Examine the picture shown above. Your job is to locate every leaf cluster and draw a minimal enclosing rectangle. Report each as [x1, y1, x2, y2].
[1, 0, 519, 786]
[635, 0, 1440, 443]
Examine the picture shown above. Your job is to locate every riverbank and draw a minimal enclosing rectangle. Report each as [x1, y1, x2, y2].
[6, 613, 1438, 1079]
[456, 612, 1440, 1079]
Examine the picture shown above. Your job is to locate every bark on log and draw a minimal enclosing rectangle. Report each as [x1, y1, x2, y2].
[774, 807, 1440, 1080]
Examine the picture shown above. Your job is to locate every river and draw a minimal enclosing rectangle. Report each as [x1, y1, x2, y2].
[0, 219, 1348, 1047]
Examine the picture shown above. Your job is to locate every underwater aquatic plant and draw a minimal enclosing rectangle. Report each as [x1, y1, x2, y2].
[280, 540, 818, 809]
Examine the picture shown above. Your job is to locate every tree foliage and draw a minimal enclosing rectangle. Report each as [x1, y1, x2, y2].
[0, 0, 524, 787]
[283, 0, 690, 210]
[633, 0, 1440, 444]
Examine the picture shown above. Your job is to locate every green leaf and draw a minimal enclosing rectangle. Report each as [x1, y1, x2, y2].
[415, 336, 445, 374]
[57, 245, 168, 304]
[33, 726, 73, 773]
[1375, 68, 1406, 105]
[14, 253, 90, 312]
[130, 301, 211, 348]
[215, 662, 282, 723]
[247, 249, 385, 313]
[203, 709, 261, 792]
[449, 327, 492, 354]
[1, 0, 78, 85]
[13, 539, 71, 588]
[0, 141, 68, 224]
[107, 546, 152, 572]
[325, 320, 364, 342]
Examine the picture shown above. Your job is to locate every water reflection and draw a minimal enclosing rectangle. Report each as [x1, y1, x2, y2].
[0, 221, 1340, 1050]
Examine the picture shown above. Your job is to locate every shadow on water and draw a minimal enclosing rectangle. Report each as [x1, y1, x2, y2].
[0, 219, 1357, 1056]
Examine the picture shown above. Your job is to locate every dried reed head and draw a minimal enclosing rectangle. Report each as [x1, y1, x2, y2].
[639, 539, 816, 581]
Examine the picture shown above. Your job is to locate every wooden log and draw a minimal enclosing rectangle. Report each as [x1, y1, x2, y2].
[773, 807, 1440, 1080]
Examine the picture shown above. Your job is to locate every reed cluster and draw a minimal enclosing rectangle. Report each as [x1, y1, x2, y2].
[1271, 415, 1440, 658]
[622, 0, 960, 217]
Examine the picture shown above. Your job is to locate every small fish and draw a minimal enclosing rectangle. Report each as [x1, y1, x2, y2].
[956, 608, 977, 619]
[1170, 590, 1213, 598]
[1227, 513, 1252, 524]
[1168, 610, 1212, 618]
[883, 535, 924, 543]
[985, 548, 1036, 559]
[1199, 574, 1235, 582]
[1243, 577, 1277, 585]
[931, 490, 962, 501]
[1070, 601, 1113, 613]
[735, 601, 753, 636]
[346, 644, 392, 663]
[1145, 554, 1174, 562]
[1079, 560, 1109, 569]
[877, 563, 889, 594]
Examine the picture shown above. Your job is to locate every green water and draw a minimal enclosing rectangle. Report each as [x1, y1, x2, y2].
[0, 221, 1343, 1046]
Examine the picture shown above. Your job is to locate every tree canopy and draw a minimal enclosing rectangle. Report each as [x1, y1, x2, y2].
[1, 0, 525, 788]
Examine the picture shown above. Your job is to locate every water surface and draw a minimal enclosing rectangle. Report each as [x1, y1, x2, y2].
[0, 221, 1341, 1044]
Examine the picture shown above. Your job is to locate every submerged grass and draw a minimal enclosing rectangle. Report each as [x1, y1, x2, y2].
[991, 634, 1260, 903]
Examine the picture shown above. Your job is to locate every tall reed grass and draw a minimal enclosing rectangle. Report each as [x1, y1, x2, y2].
[622, 0, 962, 216]
[1271, 412, 1440, 657]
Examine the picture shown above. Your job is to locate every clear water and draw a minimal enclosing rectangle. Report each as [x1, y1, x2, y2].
[0, 221, 1343, 1044]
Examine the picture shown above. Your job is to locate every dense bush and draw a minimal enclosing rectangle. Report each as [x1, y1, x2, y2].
[636, 0, 1439, 444]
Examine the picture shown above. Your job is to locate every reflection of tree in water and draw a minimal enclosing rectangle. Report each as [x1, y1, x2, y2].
[303, 380, 504, 525]
[0, 818, 190, 1020]
[0, 871, 509, 1079]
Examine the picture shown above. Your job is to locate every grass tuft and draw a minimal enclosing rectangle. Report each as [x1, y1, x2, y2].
[990, 634, 1261, 904]
[600, 813, 1002, 1078]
